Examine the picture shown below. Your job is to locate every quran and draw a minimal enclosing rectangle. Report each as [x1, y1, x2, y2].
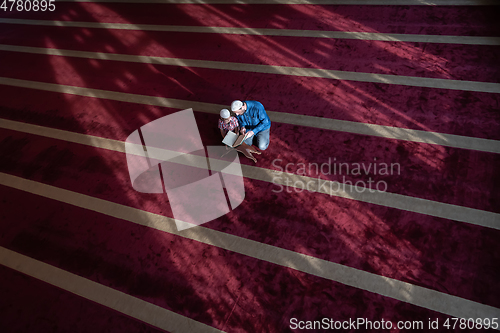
[222, 131, 248, 148]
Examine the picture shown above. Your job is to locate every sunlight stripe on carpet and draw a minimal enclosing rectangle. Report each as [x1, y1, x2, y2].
[0, 77, 499, 154]
[1, 19, 499, 45]
[0, 173, 499, 323]
[1, 44, 499, 94]
[1, 117, 499, 230]
[0, 247, 225, 333]
[56, 0, 500, 6]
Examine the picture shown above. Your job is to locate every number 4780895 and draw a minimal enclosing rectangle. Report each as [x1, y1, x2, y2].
[1, 0, 56, 11]
[443, 318, 498, 330]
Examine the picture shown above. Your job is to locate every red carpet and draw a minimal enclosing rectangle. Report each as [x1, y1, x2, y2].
[0, 2, 499, 332]
[0, 187, 469, 332]
[0, 128, 499, 308]
[5, 3, 500, 36]
[0, 87, 498, 212]
[2, 23, 500, 83]
[0, 265, 167, 333]
[0, 49, 499, 139]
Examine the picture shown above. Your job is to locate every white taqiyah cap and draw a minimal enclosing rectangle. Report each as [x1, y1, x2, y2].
[231, 100, 243, 112]
[220, 109, 231, 119]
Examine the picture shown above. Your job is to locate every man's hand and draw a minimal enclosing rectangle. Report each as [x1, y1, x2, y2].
[246, 131, 255, 138]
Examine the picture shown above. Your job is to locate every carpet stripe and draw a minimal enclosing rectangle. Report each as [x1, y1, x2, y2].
[1, 117, 499, 229]
[0, 173, 499, 322]
[1, 44, 499, 94]
[56, 0, 500, 6]
[0, 77, 499, 154]
[4, 30, 498, 85]
[1, 19, 499, 45]
[2, 5, 494, 38]
[0, 246, 225, 333]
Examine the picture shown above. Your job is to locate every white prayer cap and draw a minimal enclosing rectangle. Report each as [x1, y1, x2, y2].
[231, 100, 243, 112]
[220, 108, 231, 119]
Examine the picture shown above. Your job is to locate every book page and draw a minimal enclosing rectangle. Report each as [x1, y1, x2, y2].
[233, 132, 248, 147]
[222, 131, 238, 146]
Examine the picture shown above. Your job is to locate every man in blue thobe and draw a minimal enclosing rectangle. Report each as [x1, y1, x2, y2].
[230, 100, 271, 150]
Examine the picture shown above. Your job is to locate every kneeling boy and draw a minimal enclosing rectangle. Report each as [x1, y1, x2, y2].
[218, 108, 239, 138]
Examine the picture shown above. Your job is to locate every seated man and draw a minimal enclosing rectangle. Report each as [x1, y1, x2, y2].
[230, 100, 271, 150]
[218, 108, 239, 138]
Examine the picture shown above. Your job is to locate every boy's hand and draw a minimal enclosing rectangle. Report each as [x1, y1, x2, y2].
[240, 128, 246, 135]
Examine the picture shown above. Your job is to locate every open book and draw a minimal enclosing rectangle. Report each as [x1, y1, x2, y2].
[222, 131, 248, 148]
